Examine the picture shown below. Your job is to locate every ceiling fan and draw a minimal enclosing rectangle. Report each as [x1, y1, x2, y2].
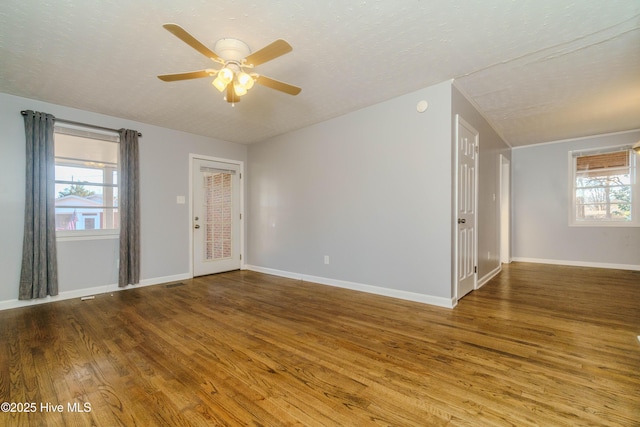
[157, 24, 301, 104]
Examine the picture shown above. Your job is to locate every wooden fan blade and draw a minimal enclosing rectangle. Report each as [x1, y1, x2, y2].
[255, 75, 301, 96]
[157, 70, 213, 82]
[226, 84, 240, 103]
[163, 23, 223, 63]
[244, 39, 292, 67]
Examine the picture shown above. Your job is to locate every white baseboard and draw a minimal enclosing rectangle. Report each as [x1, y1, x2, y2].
[246, 265, 303, 281]
[511, 257, 640, 271]
[246, 265, 456, 309]
[0, 273, 192, 312]
[478, 265, 502, 289]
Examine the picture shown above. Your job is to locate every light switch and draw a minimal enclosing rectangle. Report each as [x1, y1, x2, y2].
[177, 196, 186, 204]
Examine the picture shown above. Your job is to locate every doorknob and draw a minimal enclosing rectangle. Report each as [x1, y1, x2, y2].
[458, 218, 466, 224]
[194, 224, 200, 229]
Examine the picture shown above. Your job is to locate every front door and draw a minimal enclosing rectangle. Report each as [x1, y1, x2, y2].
[192, 158, 241, 276]
[455, 116, 478, 299]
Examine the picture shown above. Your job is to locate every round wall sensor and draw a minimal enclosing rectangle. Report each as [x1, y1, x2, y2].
[416, 100, 428, 113]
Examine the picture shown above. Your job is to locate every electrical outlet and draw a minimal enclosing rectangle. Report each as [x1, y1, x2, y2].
[488, 251, 491, 260]
[324, 255, 330, 265]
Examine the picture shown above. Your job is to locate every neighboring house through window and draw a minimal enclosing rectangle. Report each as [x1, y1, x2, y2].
[54, 125, 119, 238]
[570, 146, 638, 226]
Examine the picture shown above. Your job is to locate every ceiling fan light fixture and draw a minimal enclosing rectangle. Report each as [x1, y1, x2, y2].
[237, 71, 254, 90]
[212, 67, 235, 92]
[233, 81, 248, 96]
[212, 76, 228, 92]
[218, 67, 234, 84]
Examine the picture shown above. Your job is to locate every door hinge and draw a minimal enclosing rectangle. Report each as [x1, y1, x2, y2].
[240, 213, 242, 220]
[474, 266, 477, 273]
[240, 173, 242, 179]
[240, 254, 242, 261]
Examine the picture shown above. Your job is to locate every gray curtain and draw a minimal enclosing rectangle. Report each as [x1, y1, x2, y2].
[19, 110, 58, 300]
[118, 129, 140, 287]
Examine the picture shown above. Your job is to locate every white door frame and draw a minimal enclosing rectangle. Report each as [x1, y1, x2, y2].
[454, 115, 479, 301]
[499, 154, 511, 264]
[188, 153, 245, 278]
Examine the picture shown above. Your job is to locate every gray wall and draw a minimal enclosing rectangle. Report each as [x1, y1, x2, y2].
[451, 84, 511, 281]
[512, 130, 640, 268]
[247, 81, 454, 299]
[0, 92, 247, 304]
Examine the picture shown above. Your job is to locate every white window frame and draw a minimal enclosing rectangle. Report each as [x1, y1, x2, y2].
[569, 145, 638, 227]
[54, 124, 121, 241]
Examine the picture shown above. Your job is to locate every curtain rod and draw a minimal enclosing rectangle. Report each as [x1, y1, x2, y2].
[20, 110, 142, 137]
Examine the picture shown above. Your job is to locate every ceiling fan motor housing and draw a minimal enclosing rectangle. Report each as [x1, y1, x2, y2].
[214, 38, 251, 63]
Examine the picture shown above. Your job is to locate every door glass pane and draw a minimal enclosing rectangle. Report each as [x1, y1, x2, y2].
[204, 172, 233, 260]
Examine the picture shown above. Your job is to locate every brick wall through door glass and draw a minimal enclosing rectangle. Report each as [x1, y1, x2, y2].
[205, 172, 232, 260]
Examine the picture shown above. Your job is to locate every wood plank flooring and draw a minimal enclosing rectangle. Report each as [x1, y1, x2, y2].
[0, 262, 638, 426]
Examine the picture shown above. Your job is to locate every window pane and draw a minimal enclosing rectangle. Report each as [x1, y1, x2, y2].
[54, 127, 119, 232]
[55, 165, 107, 184]
[576, 171, 630, 184]
[55, 207, 119, 230]
[55, 132, 118, 165]
[576, 205, 630, 221]
[572, 148, 634, 225]
[55, 183, 117, 204]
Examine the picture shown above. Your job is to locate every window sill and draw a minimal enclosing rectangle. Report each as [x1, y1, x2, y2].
[56, 230, 119, 242]
[569, 222, 639, 228]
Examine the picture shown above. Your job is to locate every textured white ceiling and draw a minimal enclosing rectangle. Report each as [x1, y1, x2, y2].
[1, 0, 638, 146]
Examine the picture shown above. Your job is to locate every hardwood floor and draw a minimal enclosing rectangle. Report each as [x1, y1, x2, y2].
[0, 263, 638, 426]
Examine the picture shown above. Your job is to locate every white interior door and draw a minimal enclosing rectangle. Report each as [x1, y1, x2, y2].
[192, 158, 241, 276]
[455, 116, 478, 300]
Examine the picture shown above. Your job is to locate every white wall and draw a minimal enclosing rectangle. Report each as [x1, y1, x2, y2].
[0, 92, 247, 306]
[247, 81, 454, 304]
[512, 130, 640, 269]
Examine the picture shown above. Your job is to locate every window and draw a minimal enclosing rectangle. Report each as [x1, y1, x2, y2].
[54, 125, 119, 237]
[570, 146, 638, 226]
